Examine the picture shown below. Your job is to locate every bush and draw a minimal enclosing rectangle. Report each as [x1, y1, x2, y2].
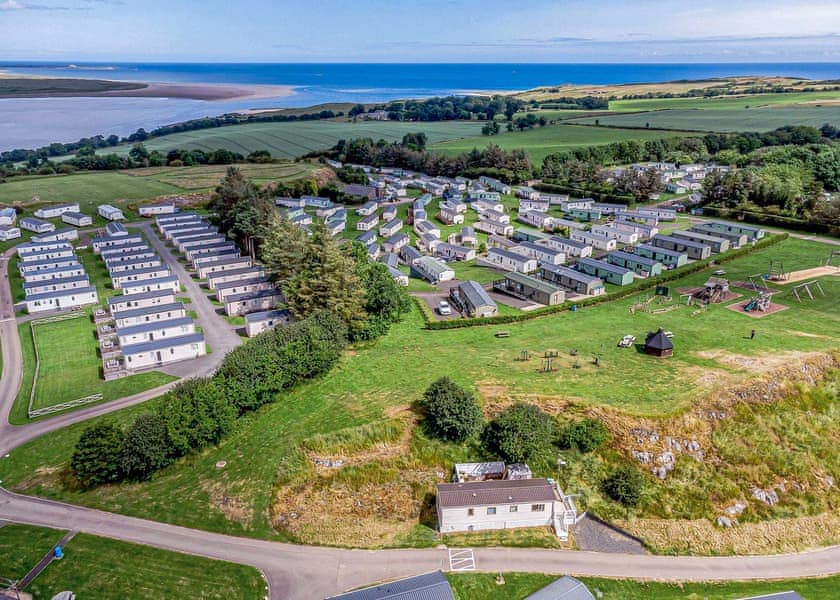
[558, 418, 609, 453]
[483, 403, 555, 463]
[421, 377, 483, 443]
[602, 464, 645, 506]
[70, 423, 125, 488]
[160, 378, 237, 456]
[120, 415, 175, 481]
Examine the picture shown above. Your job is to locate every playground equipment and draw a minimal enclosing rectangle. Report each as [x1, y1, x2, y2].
[748, 274, 770, 291]
[791, 280, 825, 302]
[768, 260, 788, 282]
[630, 293, 673, 314]
[618, 335, 636, 348]
[694, 277, 730, 304]
[828, 250, 840, 267]
[744, 292, 772, 313]
[691, 303, 708, 317]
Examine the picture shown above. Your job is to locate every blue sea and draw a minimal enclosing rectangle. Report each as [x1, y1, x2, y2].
[1, 62, 838, 151]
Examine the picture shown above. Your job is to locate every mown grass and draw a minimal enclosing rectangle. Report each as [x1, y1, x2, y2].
[571, 106, 840, 133]
[447, 572, 840, 600]
[0, 524, 265, 599]
[429, 124, 696, 164]
[0, 238, 837, 545]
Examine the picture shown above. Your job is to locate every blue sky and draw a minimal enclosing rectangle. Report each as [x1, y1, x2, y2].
[0, 0, 838, 62]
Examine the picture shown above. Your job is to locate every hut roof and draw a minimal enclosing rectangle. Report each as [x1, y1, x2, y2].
[645, 328, 673, 351]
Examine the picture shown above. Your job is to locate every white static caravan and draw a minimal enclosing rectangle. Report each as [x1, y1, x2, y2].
[478, 247, 538, 274]
[509, 241, 566, 266]
[18, 247, 76, 264]
[155, 211, 198, 228]
[0, 207, 17, 225]
[99, 243, 152, 261]
[91, 233, 144, 254]
[590, 224, 639, 245]
[16, 240, 72, 257]
[192, 251, 244, 268]
[22, 264, 86, 283]
[223, 288, 284, 317]
[539, 236, 592, 259]
[106, 289, 176, 314]
[120, 275, 181, 296]
[184, 242, 238, 260]
[34, 203, 80, 219]
[570, 230, 617, 252]
[122, 333, 206, 371]
[205, 266, 265, 290]
[98, 204, 125, 221]
[62, 212, 93, 227]
[244, 309, 291, 337]
[175, 234, 227, 253]
[18, 256, 79, 274]
[214, 277, 274, 302]
[105, 221, 128, 237]
[112, 302, 187, 329]
[19, 217, 55, 234]
[24, 286, 98, 314]
[110, 266, 173, 290]
[32, 227, 79, 243]
[163, 222, 214, 240]
[138, 202, 176, 217]
[106, 256, 164, 274]
[0, 226, 22, 242]
[196, 256, 252, 279]
[24, 275, 91, 297]
[116, 317, 196, 347]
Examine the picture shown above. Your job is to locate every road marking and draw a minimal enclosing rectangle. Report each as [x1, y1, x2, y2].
[448, 548, 476, 571]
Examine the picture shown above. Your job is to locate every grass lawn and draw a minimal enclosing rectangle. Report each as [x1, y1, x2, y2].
[0, 237, 837, 546]
[429, 124, 697, 164]
[73, 120, 485, 161]
[447, 572, 840, 600]
[0, 524, 265, 599]
[570, 106, 840, 133]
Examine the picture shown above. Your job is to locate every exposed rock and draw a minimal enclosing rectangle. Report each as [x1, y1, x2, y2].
[717, 516, 733, 528]
[725, 502, 746, 516]
[751, 487, 779, 506]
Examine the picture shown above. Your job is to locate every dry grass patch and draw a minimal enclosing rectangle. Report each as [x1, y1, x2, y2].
[619, 512, 840, 555]
[202, 481, 254, 525]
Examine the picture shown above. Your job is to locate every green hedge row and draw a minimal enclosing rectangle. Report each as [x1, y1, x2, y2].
[701, 206, 840, 238]
[419, 233, 788, 330]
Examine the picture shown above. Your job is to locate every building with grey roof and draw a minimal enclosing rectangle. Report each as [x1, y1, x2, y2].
[107, 289, 176, 312]
[116, 317, 196, 346]
[524, 576, 595, 600]
[112, 302, 186, 328]
[451, 280, 497, 318]
[121, 332, 206, 371]
[244, 308, 291, 338]
[24, 286, 98, 314]
[327, 571, 454, 600]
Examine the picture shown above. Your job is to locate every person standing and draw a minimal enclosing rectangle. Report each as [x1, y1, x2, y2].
[750, 329, 756, 340]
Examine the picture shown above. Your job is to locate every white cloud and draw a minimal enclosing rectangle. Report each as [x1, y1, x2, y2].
[0, 0, 25, 10]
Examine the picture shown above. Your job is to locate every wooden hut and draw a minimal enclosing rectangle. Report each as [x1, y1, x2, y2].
[644, 328, 673, 358]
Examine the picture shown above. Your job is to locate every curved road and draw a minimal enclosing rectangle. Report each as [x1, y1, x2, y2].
[2, 236, 840, 598]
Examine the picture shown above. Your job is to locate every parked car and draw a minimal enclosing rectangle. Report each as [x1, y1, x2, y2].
[438, 300, 452, 316]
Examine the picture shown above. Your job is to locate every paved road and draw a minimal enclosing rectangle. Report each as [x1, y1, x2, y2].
[3, 228, 840, 598]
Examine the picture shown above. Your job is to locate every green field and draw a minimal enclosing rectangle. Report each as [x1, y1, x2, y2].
[0, 162, 319, 214]
[448, 572, 840, 600]
[571, 106, 840, 133]
[0, 523, 265, 599]
[1, 237, 837, 547]
[87, 120, 485, 160]
[429, 124, 697, 164]
[609, 90, 840, 112]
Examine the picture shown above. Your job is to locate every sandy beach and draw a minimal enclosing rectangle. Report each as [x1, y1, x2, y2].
[99, 81, 297, 101]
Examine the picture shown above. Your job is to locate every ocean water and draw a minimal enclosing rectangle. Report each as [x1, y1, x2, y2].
[1, 62, 838, 151]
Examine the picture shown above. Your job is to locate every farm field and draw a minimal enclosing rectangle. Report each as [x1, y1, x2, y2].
[570, 106, 840, 132]
[82, 119, 485, 160]
[428, 124, 697, 164]
[1, 237, 838, 551]
[0, 523, 265, 599]
[0, 162, 320, 214]
[609, 89, 840, 112]
[447, 572, 840, 600]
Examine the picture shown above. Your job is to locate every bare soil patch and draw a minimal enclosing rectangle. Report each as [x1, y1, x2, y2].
[777, 266, 840, 284]
[203, 482, 254, 525]
[725, 299, 789, 318]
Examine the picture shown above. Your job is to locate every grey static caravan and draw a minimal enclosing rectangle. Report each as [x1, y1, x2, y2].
[120, 275, 180, 296]
[34, 202, 80, 219]
[184, 241, 238, 260]
[192, 251, 245, 268]
[703, 221, 765, 241]
[244, 308, 292, 337]
[435, 242, 476, 262]
[493, 271, 566, 306]
[383, 233, 409, 254]
[634, 243, 689, 268]
[25, 286, 98, 314]
[163, 222, 214, 240]
[688, 224, 748, 249]
[607, 250, 663, 277]
[651, 234, 711, 260]
[509, 241, 566, 266]
[122, 333, 206, 371]
[577, 257, 635, 286]
[223, 288, 284, 317]
[539, 236, 593, 258]
[19, 217, 55, 234]
[175, 234, 227, 253]
[112, 302, 186, 329]
[24, 275, 90, 297]
[111, 266, 173, 289]
[106, 256, 164, 274]
[22, 264, 86, 283]
[196, 256, 252, 279]
[155, 211, 198, 227]
[18, 257, 79, 274]
[91, 234, 144, 254]
[32, 227, 79, 243]
[539, 264, 605, 296]
[215, 277, 274, 302]
[61, 211, 93, 227]
[670, 229, 730, 253]
[450, 280, 498, 318]
[116, 317, 196, 346]
[205, 266, 265, 289]
[107, 289, 176, 313]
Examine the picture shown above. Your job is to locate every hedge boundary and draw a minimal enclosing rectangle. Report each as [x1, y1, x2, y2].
[416, 233, 788, 330]
[701, 206, 840, 238]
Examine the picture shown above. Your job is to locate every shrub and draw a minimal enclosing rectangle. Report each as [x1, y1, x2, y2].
[421, 377, 484, 443]
[602, 464, 645, 506]
[160, 378, 237, 456]
[70, 423, 125, 488]
[120, 415, 175, 481]
[483, 403, 555, 463]
[558, 418, 609, 453]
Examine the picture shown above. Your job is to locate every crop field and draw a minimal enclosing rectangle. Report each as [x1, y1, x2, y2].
[609, 90, 840, 112]
[0, 162, 320, 213]
[571, 106, 840, 132]
[0, 524, 265, 599]
[91, 120, 485, 160]
[429, 124, 697, 164]
[448, 572, 840, 600]
[1, 237, 838, 550]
